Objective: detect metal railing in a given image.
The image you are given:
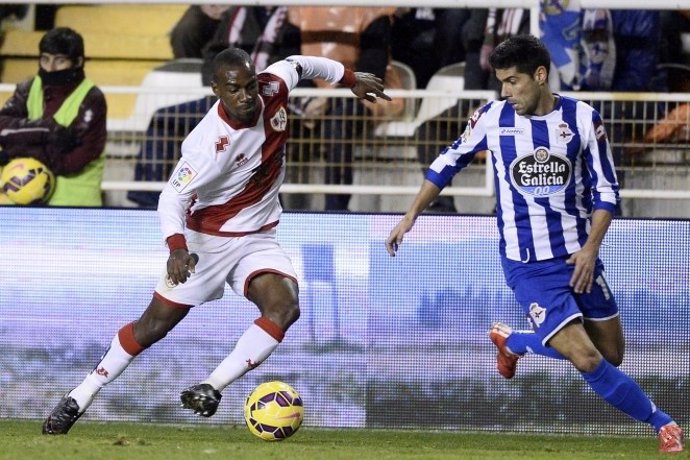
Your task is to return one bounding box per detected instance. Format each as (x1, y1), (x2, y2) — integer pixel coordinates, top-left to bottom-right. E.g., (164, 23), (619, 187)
(1, 83), (690, 214)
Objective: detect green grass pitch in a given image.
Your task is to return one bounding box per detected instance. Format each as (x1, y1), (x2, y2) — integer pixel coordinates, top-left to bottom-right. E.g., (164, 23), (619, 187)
(0, 419), (682, 459)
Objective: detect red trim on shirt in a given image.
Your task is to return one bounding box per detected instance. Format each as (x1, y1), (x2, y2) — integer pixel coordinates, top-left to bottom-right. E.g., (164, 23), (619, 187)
(189, 220), (279, 237)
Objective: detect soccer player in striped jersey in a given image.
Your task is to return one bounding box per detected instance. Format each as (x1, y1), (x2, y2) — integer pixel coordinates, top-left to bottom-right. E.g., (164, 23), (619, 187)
(386, 35), (684, 454)
(42, 48), (390, 435)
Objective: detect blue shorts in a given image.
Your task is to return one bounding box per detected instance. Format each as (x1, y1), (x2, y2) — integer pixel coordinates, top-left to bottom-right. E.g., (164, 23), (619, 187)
(501, 255), (619, 345)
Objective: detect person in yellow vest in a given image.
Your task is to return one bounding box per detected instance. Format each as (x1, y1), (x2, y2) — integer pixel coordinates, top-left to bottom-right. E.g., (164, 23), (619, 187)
(0, 27), (107, 206)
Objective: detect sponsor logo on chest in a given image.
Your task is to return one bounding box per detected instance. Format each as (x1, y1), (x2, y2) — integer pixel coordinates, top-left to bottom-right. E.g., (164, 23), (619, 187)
(509, 147), (572, 196)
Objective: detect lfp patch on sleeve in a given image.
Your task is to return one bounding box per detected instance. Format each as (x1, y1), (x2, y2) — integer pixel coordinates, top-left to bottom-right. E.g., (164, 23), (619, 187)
(170, 161), (198, 192)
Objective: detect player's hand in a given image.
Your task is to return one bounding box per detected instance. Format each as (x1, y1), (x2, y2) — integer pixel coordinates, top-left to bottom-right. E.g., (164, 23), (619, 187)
(166, 250), (199, 286)
(385, 214), (416, 257)
(351, 72), (392, 104)
(566, 246), (597, 294)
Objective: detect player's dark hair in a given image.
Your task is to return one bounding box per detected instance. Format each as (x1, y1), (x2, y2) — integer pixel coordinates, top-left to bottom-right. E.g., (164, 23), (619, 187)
(211, 48), (254, 83)
(39, 27), (84, 64)
(489, 34), (551, 77)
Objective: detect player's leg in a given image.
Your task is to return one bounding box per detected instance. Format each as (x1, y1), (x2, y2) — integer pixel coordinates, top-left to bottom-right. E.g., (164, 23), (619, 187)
(491, 322), (566, 360)
(489, 257), (620, 374)
(488, 257), (575, 378)
(584, 316), (624, 367)
(42, 296), (190, 434)
(181, 231), (300, 417)
(200, 273), (299, 392)
(182, 274), (299, 417)
(492, 318), (623, 366)
(577, 266), (625, 367)
(549, 322), (684, 453)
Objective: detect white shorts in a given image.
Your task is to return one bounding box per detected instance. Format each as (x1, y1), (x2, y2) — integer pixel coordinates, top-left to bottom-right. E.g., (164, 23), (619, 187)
(154, 228), (298, 307)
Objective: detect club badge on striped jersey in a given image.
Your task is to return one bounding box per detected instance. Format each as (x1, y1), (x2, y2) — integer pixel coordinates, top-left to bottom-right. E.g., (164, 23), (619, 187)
(554, 122), (574, 144)
(509, 147), (572, 197)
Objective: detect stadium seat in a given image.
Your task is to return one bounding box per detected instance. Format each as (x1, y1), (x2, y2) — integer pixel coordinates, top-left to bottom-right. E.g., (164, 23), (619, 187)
(108, 59), (208, 132)
(389, 60), (417, 120)
(374, 61), (465, 138)
(54, 4), (186, 37)
(413, 62), (465, 126)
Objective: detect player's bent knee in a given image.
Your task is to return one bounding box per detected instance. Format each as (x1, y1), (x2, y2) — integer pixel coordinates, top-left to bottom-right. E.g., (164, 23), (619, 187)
(286, 302), (300, 326)
(275, 301), (300, 330)
(603, 350), (624, 367)
(569, 352), (603, 373)
(134, 318), (174, 347)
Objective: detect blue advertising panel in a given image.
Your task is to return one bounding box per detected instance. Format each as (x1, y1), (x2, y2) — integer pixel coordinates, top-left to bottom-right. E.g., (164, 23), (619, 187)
(0, 208), (687, 435)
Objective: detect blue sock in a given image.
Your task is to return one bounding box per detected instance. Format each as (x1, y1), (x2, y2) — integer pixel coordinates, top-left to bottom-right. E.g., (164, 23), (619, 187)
(581, 359), (673, 432)
(506, 330), (566, 360)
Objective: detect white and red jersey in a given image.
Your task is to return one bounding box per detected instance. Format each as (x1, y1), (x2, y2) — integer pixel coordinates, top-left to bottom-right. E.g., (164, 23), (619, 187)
(158, 56), (347, 241)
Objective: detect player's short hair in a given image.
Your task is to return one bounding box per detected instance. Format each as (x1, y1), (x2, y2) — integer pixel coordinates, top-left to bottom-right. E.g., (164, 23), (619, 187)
(211, 48), (254, 82)
(489, 34), (551, 77)
(39, 27), (84, 64)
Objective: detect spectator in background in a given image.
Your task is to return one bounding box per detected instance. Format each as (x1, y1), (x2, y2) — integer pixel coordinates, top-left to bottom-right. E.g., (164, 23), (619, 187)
(540, 0), (616, 91)
(170, 5), (231, 59)
(390, 7), (469, 89)
(128, 6), (299, 208)
(288, 7), (398, 211)
(415, 8), (528, 212)
(541, 5), (664, 195)
(607, 10), (665, 176)
(609, 10), (664, 93)
(0, 4), (28, 25)
(660, 10), (690, 67)
(0, 27), (107, 206)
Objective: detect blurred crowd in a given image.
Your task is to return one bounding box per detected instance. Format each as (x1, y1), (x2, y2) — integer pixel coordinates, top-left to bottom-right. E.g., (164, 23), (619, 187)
(1, 4), (689, 211)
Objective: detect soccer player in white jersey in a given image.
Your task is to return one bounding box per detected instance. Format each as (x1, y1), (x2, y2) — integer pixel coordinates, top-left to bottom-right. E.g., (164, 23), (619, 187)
(386, 35), (684, 454)
(42, 48), (391, 435)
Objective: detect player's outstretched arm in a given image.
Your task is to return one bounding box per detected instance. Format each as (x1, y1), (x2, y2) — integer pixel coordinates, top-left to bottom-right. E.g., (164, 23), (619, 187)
(385, 180), (442, 257)
(350, 72), (392, 103)
(386, 215), (416, 257)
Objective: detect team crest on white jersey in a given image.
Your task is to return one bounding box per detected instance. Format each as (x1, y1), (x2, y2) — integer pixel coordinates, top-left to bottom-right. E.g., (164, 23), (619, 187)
(171, 161), (197, 193)
(270, 106), (288, 132)
(215, 135), (230, 154)
(554, 122), (574, 144)
(509, 147), (572, 197)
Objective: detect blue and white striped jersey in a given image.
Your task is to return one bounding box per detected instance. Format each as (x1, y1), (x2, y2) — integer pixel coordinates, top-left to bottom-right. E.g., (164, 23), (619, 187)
(426, 95), (620, 263)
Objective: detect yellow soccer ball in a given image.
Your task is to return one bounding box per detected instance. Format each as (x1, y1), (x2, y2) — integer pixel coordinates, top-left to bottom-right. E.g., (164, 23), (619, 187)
(244, 381), (304, 441)
(0, 157), (55, 205)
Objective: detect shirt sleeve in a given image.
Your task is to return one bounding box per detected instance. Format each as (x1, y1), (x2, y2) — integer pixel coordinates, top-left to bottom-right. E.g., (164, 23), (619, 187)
(425, 103), (493, 189)
(263, 55), (347, 91)
(585, 107), (620, 212)
(157, 149), (222, 240)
